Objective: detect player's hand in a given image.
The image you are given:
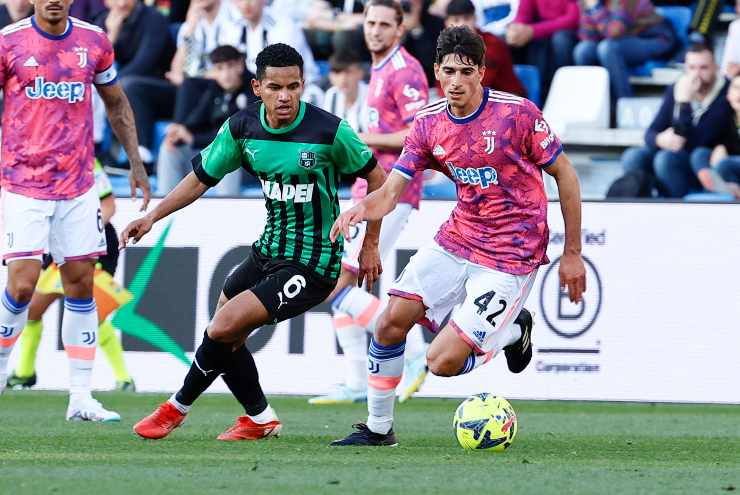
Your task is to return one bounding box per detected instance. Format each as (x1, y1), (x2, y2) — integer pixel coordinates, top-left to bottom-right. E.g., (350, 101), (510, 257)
(330, 204), (367, 242)
(559, 252), (586, 304)
(119, 214), (154, 249)
(129, 161), (151, 212)
(358, 240), (382, 291)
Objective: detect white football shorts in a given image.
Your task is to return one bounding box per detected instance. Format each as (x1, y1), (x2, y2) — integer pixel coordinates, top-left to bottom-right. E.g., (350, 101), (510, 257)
(2, 187), (107, 265)
(389, 243), (537, 355)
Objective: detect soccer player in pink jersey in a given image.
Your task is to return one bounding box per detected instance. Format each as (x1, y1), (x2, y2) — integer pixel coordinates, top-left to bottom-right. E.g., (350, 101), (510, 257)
(0, 0), (150, 421)
(309, 0), (432, 406)
(330, 26), (586, 446)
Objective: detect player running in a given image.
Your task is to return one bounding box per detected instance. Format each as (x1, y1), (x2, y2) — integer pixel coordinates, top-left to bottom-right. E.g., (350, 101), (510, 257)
(0, 0), (150, 421)
(330, 26), (586, 446)
(5, 162), (136, 392)
(309, 0), (430, 406)
(124, 43), (386, 441)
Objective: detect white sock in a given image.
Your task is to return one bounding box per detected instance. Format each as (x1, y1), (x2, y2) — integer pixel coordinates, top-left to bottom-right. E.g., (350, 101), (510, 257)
(366, 337), (404, 435)
(332, 286), (386, 334)
(0, 289), (30, 376)
(62, 297), (98, 399)
(333, 312), (367, 392)
(248, 405), (277, 424)
(168, 393), (191, 414)
(404, 325), (427, 359)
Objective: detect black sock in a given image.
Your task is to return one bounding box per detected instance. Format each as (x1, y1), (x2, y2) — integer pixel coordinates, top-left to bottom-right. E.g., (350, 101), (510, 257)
(221, 344), (268, 416)
(175, 331), (231, 406)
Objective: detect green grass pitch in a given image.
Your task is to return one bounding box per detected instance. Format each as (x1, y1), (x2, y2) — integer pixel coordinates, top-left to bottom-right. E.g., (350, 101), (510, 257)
(0, 391), (738, 494)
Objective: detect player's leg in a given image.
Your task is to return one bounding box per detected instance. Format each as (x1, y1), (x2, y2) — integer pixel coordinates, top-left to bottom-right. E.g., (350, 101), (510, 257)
(0, 191), (49, 392)
(0, 260), (42, 392)
(331, 244), (467, 446)
(309, 267), (368, 404)
(59, 259), (120, 421)
(217, 261), (335, 440)
(96, 223), (134, 391)
(426, 266), (538, 378)
(52, 186), (116, 420)
(8, 291), (58, 389)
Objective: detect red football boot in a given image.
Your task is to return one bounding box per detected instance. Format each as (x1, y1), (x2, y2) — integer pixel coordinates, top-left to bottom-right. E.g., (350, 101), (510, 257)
(133, 402), (186, 439)
(217, 415), (282, 441)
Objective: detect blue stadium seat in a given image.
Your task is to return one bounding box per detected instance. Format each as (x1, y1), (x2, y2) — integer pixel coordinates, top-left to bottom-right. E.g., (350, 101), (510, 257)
(683, 192), (736, 202)
(513, 64), (540, 107)
(109, 175), (157, 198)
(630, 6), (692, 77)
(317, 60), (330, 78)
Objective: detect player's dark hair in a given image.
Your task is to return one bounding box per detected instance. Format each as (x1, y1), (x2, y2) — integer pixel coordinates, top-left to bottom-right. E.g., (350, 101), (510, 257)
(364, 0), (404, 26)
(445, 0), (475, 18)
(255, 43), (304, 80)
(209, 45), (245, 65)
(435, 26), (485, 68)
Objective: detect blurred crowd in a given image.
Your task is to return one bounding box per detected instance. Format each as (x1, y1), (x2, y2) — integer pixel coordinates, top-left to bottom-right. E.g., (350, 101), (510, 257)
(1, 0), (739, 199)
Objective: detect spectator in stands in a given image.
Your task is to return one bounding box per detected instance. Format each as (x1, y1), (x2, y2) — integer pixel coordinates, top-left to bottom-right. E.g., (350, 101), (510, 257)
(297, 0), (366, 60)
(721, 0), (740, 78)
(402, 0), (445, 86)
(94, 0), (176, 79)
(505, 0), (579, 100)
(71, 0), (106, 23)
(322, 52), (369, 132)
(689, 73), (740, 199)
(431, 0), (519, 37)
(122, 0), (241, 170)
(0, 0), (32, 28)
(620, 42), (731, 198)
(444, 0), (525, 96)
(156, 45), (257, 195)
(228, 0), (320, 84)
(573, 0), (676, 100)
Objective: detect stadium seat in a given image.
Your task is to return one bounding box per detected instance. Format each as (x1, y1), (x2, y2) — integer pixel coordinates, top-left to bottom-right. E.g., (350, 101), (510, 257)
(616, 97), (663, 129)
(316, 60), (330, 78)
(543, 66), (610, 135)
(630, 6), (692, 77)
(109, 175), (157, 198)
(513, 64), (541, 107)
(683, 192), (736, 202)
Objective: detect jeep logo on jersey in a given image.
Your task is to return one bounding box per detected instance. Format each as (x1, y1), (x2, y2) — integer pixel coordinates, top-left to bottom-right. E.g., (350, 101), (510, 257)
(298, 151), (316, 169)
(25, 77), (85, 103)
(260, 179), (314, 203)
(446, 162), (498, 189)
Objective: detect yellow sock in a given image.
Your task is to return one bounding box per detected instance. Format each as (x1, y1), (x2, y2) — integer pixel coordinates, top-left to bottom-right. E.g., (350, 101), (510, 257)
(16, 320), (43, 378)
(98, 320), (131, 383)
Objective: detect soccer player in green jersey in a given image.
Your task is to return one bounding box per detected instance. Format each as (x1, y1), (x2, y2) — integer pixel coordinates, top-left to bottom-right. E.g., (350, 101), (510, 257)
(121, 44), (386, 441)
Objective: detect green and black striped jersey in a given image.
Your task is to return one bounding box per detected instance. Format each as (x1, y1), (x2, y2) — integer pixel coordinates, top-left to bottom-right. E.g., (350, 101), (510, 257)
(192, 101), (376, 280)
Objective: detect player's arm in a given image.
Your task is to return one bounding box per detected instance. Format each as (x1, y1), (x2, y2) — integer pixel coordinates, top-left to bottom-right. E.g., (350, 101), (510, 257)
(97, 83), (151, 211)
(359, 128), (410, 151)
(120, 119), (241, 248)
(544, 153), (586, 303)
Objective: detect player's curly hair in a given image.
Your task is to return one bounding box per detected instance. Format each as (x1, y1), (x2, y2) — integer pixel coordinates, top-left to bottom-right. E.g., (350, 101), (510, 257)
(435, 26), (485, 68)
(255, 43), (304, 80)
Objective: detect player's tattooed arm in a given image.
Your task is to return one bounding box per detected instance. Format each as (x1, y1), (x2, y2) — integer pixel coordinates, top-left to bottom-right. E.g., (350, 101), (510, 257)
(357, 165), (387, 289)
(545, 153), (586, 304)
(97, 83), (151, 211)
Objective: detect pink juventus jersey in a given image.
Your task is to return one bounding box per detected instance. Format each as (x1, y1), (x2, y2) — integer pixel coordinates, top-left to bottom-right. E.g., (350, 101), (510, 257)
(352, 45), (428, 208)
(0, 16), (117, 200)
(394, 88), (563, 275)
